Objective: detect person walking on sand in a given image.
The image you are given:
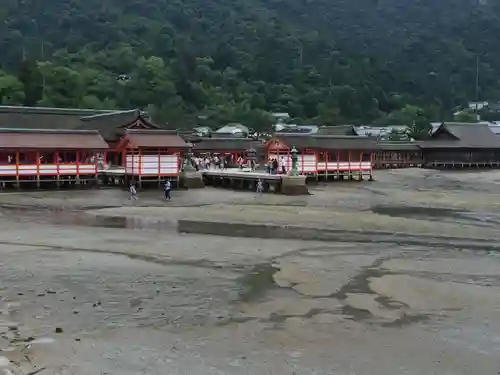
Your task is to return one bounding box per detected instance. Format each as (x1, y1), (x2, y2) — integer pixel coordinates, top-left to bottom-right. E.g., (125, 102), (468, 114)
(129, 183), (138, 200)
(164, 180), (172, 200)
(256, 178), (264, 195)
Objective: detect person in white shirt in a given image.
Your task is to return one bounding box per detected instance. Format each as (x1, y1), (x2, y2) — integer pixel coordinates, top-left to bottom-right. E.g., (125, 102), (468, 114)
(280, 156), (287, 174)
(256, 179), (263, 194)
(164, 180), (172, 200)
(129, 183), (138, 200)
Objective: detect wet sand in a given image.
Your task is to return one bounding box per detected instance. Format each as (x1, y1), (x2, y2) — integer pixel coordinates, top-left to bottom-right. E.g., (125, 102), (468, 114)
(0, 169), (500, 374)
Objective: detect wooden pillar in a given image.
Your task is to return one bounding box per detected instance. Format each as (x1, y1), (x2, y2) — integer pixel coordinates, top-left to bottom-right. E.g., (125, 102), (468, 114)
(337, 150), (340, 179)
(158, 149), (161, 186)
(35, 151), (40, 188)
(138, 149), (142, 188)
(75, 150), (80, 184)
(93, 152), (99, 185)
(348, 150), (353, 180)
(15, 151), (20, 189)
(359, 151), (363, 180)
(369, 151), (373, 180)
(130, 151), (134, 177)
(55, 151), (60, 188)
(325, 151), (329, 181)
(301, 151), (305, 175)
(314, 150), (319, 181)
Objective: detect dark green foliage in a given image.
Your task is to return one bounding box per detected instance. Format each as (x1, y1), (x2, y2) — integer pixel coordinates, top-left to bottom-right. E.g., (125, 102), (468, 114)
(0, 0), (497, 129)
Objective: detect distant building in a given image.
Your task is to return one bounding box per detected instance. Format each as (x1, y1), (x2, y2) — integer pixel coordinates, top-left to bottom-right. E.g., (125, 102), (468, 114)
(353, 125), (409, 140)
(275, 124), (319, 135)
(314, 124), (412, 140)
(192, 126), (212, 137)
(464, 101), (500, 114)
(272, 113), (291, 131)
(214, 123), (249, 138)
(419, 122), (500, 169)
(468, 101), (489, 111)
(272, 113), (290, 123)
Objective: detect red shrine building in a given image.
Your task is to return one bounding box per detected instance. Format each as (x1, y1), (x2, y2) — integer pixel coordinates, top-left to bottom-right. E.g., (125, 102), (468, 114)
(0, 106), (191, 187)
(115, 129), (188, 184)
(265, 134), (378, 179)
(0, 128), (108, 187)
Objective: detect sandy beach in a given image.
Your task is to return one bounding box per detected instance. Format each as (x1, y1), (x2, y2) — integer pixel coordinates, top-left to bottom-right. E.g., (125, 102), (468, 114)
(0, 168), (499, 374)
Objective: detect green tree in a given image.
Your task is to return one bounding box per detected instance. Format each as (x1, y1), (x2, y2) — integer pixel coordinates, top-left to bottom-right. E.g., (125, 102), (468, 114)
(454, 110), (479, 123)
(0, 70), (25, 105)
(37, 63), (84, 107)
(408, 109), (432, 140)
(238, 109), (274, 135)
(18, 59), (43, 106)
(480, 111), (500, 122)
(0, 0), (497, 124)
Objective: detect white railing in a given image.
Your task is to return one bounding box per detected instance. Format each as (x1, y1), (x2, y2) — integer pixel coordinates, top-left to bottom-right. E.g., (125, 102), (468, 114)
(0, 164), (97, 176)
(125, 154), (180, 176)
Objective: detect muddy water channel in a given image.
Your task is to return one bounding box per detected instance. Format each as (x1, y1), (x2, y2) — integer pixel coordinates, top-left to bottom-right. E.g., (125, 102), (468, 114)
(1, 169), (500, 374)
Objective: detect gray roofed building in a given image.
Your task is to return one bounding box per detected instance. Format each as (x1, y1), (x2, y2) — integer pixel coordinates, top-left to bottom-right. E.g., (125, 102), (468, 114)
(123, 129), (188, 149)
(0, 105), (113, 130)
(0, 128), (109, 150)
(316, 125), (356, 136)
(419, 122), (500, 149)
(316, 125), (410, 140)
(276, 124), (319, 135)
(353, 125), (409, 138)
(0, 106), (155, 142)
(192, 126), (212, 137)
(376, 141), (420, 151)
(78, 109), (157, 141)
(215, 123), (249, 137)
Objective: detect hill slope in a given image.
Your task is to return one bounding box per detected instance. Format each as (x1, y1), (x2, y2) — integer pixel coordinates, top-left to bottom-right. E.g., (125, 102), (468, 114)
(0, 0), (498, 126)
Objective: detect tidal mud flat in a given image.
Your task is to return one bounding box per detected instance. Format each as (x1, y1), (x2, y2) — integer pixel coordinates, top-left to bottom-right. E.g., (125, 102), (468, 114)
(0, 169), (500, 374)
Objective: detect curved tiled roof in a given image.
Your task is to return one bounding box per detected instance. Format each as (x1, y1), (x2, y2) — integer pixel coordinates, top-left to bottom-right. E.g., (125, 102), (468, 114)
(0, 128), (109, 149)
(420, 122), (500, 149)
(124, 129), (188, 149)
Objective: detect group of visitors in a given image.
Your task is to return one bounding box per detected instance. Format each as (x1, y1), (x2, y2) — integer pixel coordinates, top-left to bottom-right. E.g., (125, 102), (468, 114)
(266, 156), (287, 175)
(191, 153), (255, 170)
(191, 154), (231, 170)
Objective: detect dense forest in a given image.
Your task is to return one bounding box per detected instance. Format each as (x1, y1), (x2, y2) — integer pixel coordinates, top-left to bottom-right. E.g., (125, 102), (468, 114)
(0, 0), (498, 130)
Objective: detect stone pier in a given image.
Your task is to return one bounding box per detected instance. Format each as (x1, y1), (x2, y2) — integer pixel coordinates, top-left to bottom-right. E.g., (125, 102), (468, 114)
(180, 171), (205, 189)
(281, 175), (309, 195)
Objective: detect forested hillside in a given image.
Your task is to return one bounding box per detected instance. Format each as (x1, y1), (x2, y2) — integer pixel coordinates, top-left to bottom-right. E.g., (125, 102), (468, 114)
(0, 0), (498, 129)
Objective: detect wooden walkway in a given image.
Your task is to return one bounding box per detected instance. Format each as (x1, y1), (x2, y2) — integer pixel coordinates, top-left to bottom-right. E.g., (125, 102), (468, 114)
(202, 168), (281, 181)
(202, 168), (282, 193)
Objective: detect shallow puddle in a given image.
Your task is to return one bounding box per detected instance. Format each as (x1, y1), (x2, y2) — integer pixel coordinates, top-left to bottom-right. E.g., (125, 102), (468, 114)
(372, 205), (500, 228)
(1, 207), (174, 230)
(237, 264), (278, 302)
(371, 205), (463, 219)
